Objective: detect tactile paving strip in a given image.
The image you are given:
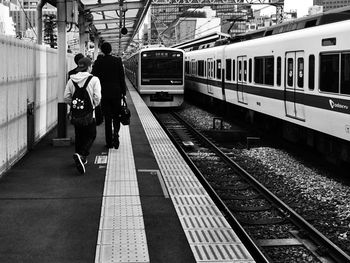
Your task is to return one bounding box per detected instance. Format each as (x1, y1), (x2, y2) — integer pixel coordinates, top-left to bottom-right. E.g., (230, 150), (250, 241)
(95, 126), (149, 263)
(129, 84), (255, 263)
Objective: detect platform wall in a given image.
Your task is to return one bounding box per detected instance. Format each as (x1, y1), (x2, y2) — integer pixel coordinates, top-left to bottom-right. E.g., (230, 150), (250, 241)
(0, 35), (74, 176)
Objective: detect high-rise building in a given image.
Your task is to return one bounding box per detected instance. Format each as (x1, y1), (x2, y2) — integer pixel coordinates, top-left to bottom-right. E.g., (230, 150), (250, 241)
(0, 3), (16, 36)
(9, 0), (55, 39)
(160, 7), (222, 47)
(150, 3), (252, 45)
(313, 0), (350, 11)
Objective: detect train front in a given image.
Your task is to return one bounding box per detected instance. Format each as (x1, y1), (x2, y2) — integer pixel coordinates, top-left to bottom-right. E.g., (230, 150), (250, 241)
(139, 48), (184, 107)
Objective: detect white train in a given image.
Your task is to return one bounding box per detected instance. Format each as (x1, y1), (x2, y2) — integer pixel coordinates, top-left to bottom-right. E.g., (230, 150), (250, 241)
(124, 46), (185, 107)
(185, 17), (350, 162)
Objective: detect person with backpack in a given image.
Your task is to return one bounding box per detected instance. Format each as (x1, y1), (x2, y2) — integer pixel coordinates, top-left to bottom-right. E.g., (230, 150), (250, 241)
(91, 42), (126, 149)
(64, 57), (101, 174)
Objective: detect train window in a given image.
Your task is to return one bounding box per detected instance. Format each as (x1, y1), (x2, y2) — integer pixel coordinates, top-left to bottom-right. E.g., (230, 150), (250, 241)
(309, 55), (315, 90)
(254, 57), (264, 84)
(265, 57), (274, 85)
(238, 60), (242, 81)
(297, 58), (304, 88)
(226, 59), (232, 81)
(249, 59), (252, 83)
(217, 59), (221, 79)
(198, 60), (204, 77)
(212, 61), (215, 78)
(254, 56), (274, 85)
(287, 58), (293, 86)
(320, 54), (339, 93)
(277, 57), (281, 86)
(341, 53), (350, 95)
(232, 59), (236, 81)
(244, 60), (247, 81)
(191, 60), (196, 75)
(207, 61), (210, 77)
(185, 61), (189, 74)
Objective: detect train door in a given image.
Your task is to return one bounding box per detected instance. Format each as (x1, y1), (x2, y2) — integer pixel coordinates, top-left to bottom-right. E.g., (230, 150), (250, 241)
(285, 51), (305, 120)
(207, 58), (214, 94)
(237, 56), (247, 104)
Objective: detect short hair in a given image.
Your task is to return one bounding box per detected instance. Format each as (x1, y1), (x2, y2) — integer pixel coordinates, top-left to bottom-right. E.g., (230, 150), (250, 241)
(74, 53), (84, 65)
(100, 42), (112, 55)
(77, 57), (92, 72)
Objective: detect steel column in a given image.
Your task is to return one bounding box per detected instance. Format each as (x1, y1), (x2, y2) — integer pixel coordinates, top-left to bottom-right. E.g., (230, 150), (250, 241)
(57, 0), (67, 138)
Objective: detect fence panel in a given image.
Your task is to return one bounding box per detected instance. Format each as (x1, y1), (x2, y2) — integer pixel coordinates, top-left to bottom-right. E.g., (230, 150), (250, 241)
(0, 37), (8, 174)
(0, 35), (74, 177)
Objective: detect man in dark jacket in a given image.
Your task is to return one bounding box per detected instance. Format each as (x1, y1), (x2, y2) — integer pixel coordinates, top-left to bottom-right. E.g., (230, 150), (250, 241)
(92, 42), (126, 149)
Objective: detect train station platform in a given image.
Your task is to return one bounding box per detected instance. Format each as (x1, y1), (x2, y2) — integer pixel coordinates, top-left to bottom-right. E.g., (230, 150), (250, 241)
(0, 80), (255, 263)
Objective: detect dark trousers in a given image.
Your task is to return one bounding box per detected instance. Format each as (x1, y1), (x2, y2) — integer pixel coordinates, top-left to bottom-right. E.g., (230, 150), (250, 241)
(102, 98), (121, 146)
(74, 121), (96, 157)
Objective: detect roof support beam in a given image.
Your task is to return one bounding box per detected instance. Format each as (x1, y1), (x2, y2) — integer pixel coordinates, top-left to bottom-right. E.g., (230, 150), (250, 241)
(98, 27), (133, 33)
(101, 33), (133, 38)
(84, 1), (144, 12)
(93, 17), (137, 24)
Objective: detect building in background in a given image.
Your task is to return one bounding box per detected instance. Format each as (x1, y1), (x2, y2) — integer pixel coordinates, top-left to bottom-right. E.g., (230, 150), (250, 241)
(150, 3), (252, 45)
(0, 2), (16, 36)
(9, 0), (56, 39)
(4, 0), (79, 51)
(313, 0), (350, 11)
(160, 7), (221, 46)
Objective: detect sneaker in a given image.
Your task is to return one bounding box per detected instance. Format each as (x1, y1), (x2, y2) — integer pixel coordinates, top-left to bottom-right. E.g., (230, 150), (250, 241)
(81, 156), (88, 165)
(73, 153), (85, 174)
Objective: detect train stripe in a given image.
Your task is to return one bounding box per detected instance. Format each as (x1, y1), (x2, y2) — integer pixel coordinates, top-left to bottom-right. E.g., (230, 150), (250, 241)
(186, 76), (350, 115)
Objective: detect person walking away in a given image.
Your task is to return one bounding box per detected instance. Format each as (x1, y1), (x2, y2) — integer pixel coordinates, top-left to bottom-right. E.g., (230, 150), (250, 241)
(92, 42), (126, 149)
(64, 57), (101, 174)
(68, 53), (84, 79)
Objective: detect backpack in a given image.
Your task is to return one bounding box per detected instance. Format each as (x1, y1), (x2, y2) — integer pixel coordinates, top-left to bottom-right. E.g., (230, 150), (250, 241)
(70, 76), (94, 126)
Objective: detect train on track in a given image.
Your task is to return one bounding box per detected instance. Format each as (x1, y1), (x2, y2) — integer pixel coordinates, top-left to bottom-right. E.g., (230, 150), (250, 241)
(184, 11), (350, 163)
(124, 46), (185, 107)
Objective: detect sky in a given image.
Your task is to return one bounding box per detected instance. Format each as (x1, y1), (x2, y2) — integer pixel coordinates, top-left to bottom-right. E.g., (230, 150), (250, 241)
(255, 0), (314, 18)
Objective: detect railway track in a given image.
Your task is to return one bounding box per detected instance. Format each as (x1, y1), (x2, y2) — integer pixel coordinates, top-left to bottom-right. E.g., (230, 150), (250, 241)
(153, 109), (350, 263)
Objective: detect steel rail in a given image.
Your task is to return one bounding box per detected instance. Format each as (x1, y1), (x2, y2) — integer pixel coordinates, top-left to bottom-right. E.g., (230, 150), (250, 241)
(153, 110), (270, 263)
(170, 111), (350, 263)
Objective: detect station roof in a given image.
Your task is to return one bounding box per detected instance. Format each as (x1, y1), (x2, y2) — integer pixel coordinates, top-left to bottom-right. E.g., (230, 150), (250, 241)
(48, 0), (151, 54)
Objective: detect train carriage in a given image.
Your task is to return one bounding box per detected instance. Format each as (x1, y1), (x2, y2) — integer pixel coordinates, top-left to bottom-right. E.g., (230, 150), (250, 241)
(185, 18), (350, 162)
(125, 46), (185, 107)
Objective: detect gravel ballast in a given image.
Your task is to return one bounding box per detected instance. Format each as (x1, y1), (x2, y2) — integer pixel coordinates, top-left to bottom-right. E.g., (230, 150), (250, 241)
(177, 102), (350, 256)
